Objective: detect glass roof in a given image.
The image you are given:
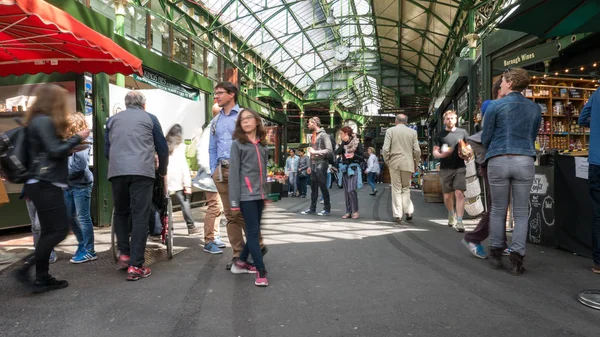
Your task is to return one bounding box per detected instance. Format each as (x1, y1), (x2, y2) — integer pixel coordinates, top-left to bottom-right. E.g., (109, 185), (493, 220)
(200, 0), (380, 91)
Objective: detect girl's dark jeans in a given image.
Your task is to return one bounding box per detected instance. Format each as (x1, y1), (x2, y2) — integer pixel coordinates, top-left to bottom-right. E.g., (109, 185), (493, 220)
(239, 199), (266, 271)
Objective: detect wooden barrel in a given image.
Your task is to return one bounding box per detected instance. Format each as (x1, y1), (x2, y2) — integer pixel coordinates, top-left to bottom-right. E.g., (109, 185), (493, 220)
(422, 171), (443, 203)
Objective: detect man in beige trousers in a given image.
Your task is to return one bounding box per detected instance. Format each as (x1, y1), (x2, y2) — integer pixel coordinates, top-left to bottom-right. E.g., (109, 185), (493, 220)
(382, 114), (421, 224)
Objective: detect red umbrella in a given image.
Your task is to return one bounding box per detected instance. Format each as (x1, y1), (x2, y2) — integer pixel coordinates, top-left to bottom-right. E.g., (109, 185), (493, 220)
(0, 0), (143, 76)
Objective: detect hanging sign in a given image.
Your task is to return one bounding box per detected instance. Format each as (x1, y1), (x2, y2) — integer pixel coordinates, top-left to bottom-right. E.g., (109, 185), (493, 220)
(492, 42), (559, 69)
(133, 67), (199, 101)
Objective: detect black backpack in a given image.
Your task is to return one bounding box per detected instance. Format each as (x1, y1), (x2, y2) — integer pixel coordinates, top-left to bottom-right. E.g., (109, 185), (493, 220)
(0, 125), (31, 183)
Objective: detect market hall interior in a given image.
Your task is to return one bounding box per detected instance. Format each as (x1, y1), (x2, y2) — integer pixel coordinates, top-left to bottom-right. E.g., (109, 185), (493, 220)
(1, 187), (600, 337)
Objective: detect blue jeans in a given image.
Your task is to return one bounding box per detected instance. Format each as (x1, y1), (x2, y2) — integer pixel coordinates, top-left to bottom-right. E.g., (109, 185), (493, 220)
(239, 200), (265, 271)
(64, 185), (95, 253)
(367, 172), (377, 192)
(488, 156), (535, 256)
(589, 164), (600, 266)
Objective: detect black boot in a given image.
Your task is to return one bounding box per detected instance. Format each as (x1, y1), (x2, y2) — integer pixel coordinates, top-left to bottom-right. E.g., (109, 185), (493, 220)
(489, 247), (504, 269)
(508, 251), (526, 275)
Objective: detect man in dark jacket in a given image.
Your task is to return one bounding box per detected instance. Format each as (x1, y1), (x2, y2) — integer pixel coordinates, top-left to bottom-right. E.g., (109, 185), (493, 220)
(105, 91), (169, 281)
(301, 117), (333, 216)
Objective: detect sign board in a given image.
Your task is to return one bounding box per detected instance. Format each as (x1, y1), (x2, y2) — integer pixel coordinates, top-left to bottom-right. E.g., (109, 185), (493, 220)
(493, 42), (559, 70)
(575, 157), (589, 180)
(378, 108), (405, 115)
(528, 167), (555, 246)
(133, 67), (200, 101)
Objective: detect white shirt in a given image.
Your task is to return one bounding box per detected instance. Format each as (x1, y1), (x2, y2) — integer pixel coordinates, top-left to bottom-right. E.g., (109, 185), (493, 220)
(167, 143), (191, 193)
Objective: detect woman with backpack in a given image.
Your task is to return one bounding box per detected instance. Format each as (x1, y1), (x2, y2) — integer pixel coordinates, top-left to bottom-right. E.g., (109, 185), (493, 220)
(14, 84), (89, 294)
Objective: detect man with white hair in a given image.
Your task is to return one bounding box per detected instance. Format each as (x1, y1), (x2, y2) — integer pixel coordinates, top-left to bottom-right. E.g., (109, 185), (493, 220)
(105, 90), (169, 281)
(382, 114), (421, 224)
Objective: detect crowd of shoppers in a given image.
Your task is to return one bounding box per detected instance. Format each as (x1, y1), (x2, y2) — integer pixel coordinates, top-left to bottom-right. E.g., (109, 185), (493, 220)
(7, 68), (599, 296)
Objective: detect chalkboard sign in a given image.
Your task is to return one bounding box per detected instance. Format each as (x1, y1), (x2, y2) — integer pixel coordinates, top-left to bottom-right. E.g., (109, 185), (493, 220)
(527, 165), (555, 246)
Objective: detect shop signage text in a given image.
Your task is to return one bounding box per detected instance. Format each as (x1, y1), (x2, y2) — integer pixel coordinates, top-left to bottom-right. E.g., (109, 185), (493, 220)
(493, 42), (559, 70)
(133, 67), (199, 101)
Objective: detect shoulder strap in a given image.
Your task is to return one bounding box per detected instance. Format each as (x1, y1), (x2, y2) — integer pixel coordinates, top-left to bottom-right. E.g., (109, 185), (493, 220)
(211, 113), (221, 135)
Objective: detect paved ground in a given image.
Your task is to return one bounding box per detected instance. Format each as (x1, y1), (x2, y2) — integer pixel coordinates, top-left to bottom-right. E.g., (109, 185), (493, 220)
(1, 184), (600, 337)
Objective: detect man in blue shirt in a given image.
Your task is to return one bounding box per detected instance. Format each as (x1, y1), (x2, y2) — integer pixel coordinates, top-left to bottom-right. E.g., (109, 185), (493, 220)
(209, 82), (266, 270)
(579, 88), (600, 274)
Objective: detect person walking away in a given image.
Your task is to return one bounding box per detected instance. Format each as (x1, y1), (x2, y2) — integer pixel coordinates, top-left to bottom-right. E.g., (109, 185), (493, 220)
(382, 114), (421, 223)
(192, 123), (227, 254)
(336, 126), (365, 219)
(105, 91), (169, 281)
(365, 147), (380, 196)
(433, 110), (470, 232)
(209, 81), (267, 270)
(14, 84), (89, 293)
(285, 149), (299, 197)
(461, 77), (505, 259)
(301, 117), (333, 216)
(228, 108), (269, 286)
(297, 149), (309, 198)
(482, 67), (541, 275)
(166, 124), (198, 235)
(22, 197), (57, 265)
(64, 112), (96, 264)
(579, 84), (600, 274)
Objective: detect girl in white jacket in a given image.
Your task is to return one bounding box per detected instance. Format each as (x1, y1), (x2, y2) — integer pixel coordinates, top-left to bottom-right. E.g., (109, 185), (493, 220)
(166, 124), (196, 233)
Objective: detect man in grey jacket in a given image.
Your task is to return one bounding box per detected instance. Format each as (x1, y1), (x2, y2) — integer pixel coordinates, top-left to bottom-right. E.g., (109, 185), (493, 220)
(301, 117), (333, 216)
(105, 91), (169, 281)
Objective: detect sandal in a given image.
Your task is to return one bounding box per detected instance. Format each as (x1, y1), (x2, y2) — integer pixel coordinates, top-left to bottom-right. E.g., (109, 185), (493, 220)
(351, 212), (359, 219)
(341, 214), (351, 219)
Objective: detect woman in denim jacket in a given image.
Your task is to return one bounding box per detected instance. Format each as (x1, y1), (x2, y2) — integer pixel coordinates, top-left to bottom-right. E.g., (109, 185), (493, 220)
(335, 126), (365, 219)
(482, 68), (542, 275)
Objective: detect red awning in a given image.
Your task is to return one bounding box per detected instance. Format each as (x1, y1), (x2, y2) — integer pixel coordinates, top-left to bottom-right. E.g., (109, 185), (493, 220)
(0, 0), (143, 77)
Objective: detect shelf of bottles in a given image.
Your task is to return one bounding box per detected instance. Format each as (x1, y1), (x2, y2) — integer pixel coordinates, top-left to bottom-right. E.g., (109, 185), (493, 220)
(524, 77), (596, 151)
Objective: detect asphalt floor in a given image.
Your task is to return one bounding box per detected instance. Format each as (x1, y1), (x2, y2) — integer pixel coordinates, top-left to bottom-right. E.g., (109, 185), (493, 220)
(1, 183), (599, 337)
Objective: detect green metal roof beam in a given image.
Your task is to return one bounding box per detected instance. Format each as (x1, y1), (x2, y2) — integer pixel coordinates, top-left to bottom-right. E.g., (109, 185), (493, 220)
(406, 0), (452, 31)
(207, 0), (236, 31)
(415, 0), (435, 81)
(236, 0), (316, 85)
(310, 35), (437, 68)
(281, 0), (331, 72)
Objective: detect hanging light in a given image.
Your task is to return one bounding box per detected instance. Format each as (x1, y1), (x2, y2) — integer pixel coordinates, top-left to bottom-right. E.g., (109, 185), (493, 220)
(594, 63), (598, 67)
(555, 72), (559, 76)
(565, 69), (570, 73)
(581, 67), (585, 71)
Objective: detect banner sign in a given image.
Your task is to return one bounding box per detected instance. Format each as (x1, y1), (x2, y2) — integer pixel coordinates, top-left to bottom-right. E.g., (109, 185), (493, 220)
(133, 67), (199, 101)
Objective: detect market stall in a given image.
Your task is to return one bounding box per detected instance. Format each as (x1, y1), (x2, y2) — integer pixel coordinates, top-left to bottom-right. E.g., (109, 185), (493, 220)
(0, 0), (142, 229)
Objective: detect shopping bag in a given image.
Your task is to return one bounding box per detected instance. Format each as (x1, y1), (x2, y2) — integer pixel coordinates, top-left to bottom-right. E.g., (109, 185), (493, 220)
(0, 180), (9, 205)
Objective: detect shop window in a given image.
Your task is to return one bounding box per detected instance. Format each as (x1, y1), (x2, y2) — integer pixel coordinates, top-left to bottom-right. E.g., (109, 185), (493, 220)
(150, 15), (170, 58)
(172, 29), (189, 66)
(223, 60), (238, 86)
(191, 42), (205, 74)
(206, 50), (219, 81)
(124, 5), (148, 46)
